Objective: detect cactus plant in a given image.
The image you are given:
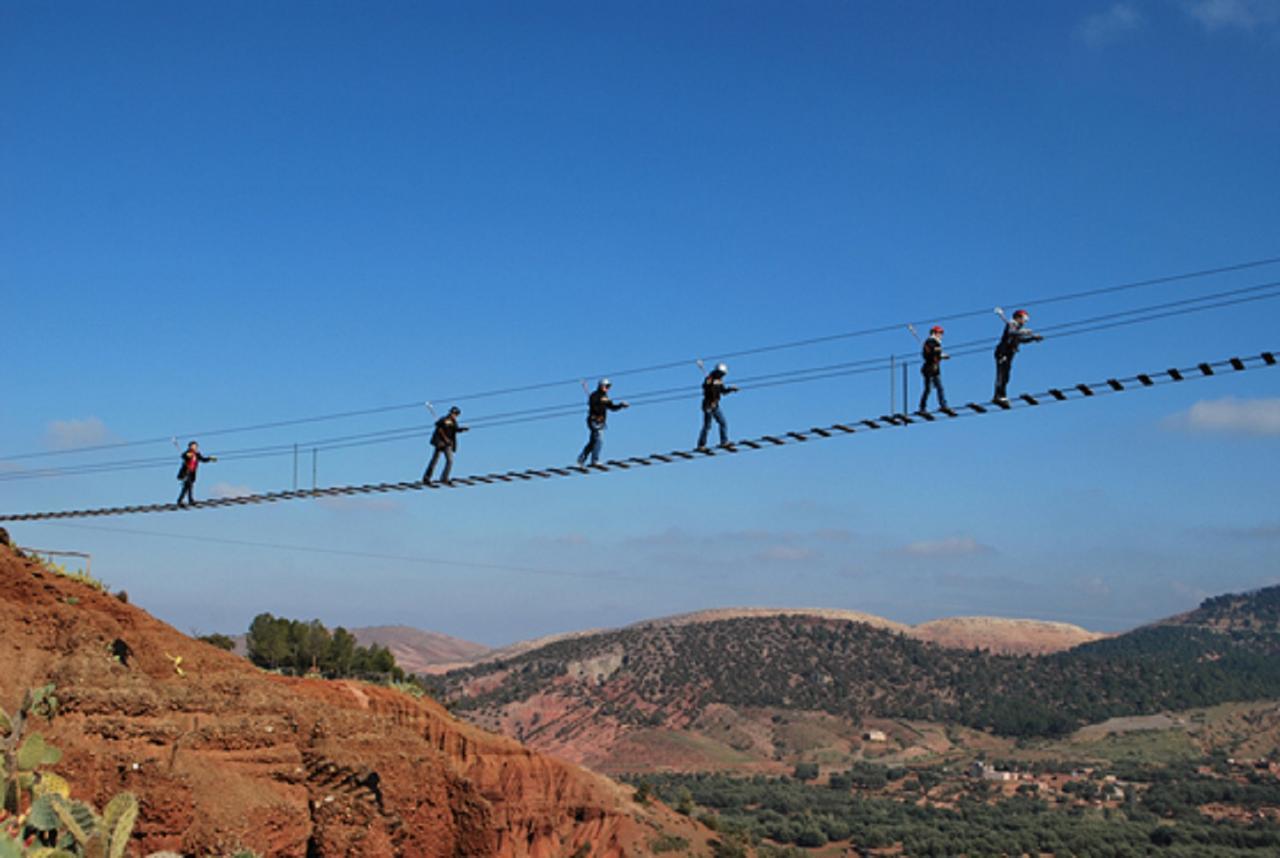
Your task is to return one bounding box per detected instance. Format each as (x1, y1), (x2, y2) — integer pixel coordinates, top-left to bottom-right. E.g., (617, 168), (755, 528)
(0, 688), (137, 858)
(100, 794), (137, 858)
(48, 796), (97, 849)
(24, 796), (59, 833)
(2, 687), (61, 815)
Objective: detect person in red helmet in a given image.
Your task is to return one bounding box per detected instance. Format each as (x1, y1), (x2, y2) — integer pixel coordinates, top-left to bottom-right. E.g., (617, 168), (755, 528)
(993, 309), (1043, 401)
(919, 325), (949, 412)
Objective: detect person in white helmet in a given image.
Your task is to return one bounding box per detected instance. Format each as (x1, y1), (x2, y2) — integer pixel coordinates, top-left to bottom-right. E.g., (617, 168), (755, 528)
(994, 309), (1043, 401)
(423, 406), (468, 486)
(697, 363), (739, 449)
(577, 379), (629, 466)
(919, 326), (949, 412)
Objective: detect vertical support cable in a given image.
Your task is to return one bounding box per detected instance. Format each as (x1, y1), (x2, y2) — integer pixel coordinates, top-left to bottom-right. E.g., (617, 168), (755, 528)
(902, 361), (909, 413)
(889, 355), (896, 414)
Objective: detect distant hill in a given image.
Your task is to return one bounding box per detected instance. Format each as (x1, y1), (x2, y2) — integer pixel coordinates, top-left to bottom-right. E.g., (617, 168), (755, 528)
(424, 586), (1280, 772)
(912, 616), (1105, 654)
(434, 606), (1100, 675)
(349, 625), (489, 675)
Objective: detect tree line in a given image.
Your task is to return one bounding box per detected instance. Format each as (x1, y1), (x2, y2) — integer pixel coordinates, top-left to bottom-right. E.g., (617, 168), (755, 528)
(243, 612), (405, 680)
(630, 770), (1280, 857)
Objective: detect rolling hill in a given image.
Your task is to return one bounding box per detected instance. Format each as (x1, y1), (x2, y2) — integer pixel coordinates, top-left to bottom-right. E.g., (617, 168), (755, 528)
(428, 606), (1102, 675)
(424, 587), (1280, 773)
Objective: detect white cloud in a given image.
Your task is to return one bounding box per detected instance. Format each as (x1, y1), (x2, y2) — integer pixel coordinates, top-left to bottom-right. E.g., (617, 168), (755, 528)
(1166, 397), (1280, 436)
(1077, 3), (1145, 47)
(1186, 0), (1280, 31)
(902, 536), (994, 558)
(209, 482), (256, 499)
(44, 417), (112, 450)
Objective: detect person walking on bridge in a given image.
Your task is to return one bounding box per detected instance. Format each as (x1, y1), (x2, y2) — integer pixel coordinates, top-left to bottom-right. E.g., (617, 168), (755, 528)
(577, 379), (628, 467)
(423, 406), (468, 486)
(918, 326), (949, 412)
(176, 441), (217, 507)
(697, 363), (738, 449)
(993, 309), (1043, 402)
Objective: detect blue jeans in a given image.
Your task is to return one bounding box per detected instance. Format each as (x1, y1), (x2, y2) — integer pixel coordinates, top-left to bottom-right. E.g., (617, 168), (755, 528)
(423, 446), (454, 482)
(578, 419), (605, 465)
(920, 374), (947, 410)
(698, 406), (728, 447)
(994, 354), (1013, 400)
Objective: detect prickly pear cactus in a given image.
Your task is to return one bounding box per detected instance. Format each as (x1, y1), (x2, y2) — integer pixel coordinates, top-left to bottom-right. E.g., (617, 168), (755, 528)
(101, 794), (137, 858)
(48, 795), (99, 848)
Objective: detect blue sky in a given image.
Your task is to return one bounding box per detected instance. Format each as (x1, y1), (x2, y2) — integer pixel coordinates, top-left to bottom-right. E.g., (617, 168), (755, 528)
(2, 1), (1278, 645)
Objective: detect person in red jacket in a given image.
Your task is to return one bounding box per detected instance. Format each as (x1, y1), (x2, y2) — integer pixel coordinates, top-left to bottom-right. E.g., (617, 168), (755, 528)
(176, 441), (217, 507)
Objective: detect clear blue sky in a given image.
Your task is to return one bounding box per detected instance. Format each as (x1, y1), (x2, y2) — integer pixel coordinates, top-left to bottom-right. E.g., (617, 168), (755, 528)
(3, 1), (1278, 645)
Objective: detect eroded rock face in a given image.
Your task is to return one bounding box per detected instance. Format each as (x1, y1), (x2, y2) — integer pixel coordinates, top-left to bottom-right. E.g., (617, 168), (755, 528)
(0, 544), (704, 857)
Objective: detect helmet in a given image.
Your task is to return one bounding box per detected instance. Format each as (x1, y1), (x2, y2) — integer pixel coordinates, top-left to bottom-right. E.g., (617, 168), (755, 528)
(598, 378), (611, 389)
(715, 362), (728, 374)
(1013, 309), (1029, 320)
(930, 325), (944, 334)
(449, 406), (461, 415)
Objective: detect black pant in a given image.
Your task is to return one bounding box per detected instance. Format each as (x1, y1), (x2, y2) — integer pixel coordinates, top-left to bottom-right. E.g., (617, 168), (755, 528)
(177, 477), (197, 506)
(423, 446), (454, 483)
(920, 373), (946, 410)
(994, 353), (1014, 400)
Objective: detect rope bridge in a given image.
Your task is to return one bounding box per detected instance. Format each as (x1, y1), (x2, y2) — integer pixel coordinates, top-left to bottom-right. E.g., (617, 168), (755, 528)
(2, 350), (1274, 523)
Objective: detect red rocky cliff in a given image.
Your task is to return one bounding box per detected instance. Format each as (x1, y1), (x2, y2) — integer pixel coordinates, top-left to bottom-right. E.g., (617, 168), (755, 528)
(0, 542), (705, 857)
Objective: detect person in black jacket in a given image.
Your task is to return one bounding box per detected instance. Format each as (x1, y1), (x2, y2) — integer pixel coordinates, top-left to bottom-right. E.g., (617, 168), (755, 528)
(423, 406), (468, 485)
(176, 441), (216, 506)
(919, 326), (949, 412)
(993, 309), (1044, 401)
(576, 379), (628, 466)
(697, 363), (738, 449)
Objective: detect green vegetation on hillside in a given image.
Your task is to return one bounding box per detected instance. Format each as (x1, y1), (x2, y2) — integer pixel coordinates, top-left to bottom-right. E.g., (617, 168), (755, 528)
(245, 613), (405, 680)
(430, 585), (1280, 738)
(1188, 588), (1280, 633)
(630, 769), (1280, 857)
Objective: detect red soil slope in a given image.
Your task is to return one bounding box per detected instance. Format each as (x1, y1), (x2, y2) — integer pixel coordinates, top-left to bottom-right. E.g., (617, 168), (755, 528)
(0, 542), (704, 857)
